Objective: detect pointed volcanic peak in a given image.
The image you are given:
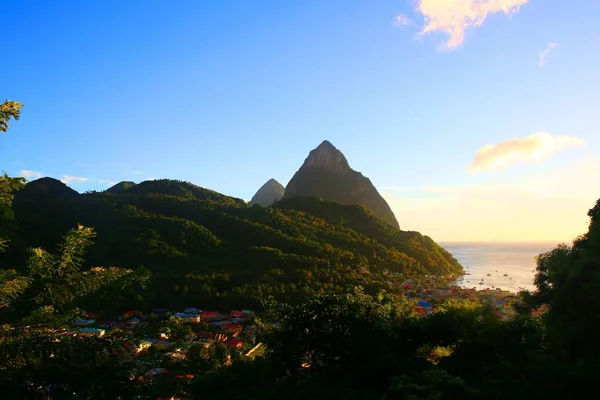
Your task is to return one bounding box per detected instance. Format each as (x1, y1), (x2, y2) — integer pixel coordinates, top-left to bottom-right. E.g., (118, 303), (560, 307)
(105, 181), (137, 194)
(16, 177), (79, 200)
(284, 140), (400, 229)
(248, 179), (285, 206)
(300, 140), (351, 173)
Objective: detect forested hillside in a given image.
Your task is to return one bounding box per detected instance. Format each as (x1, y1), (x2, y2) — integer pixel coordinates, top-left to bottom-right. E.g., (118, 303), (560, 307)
(7, 178), (462, 311)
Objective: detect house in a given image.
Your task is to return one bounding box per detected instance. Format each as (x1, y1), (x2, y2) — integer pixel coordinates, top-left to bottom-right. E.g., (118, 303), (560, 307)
(80, 328), (105, 337)
(123, 310), (142, 319)
(85, 312), (99, 319)
(184, 308), (202, 314)
(414, 306), (428, 316)
(127, 317), (140, 327)
(220, 323), (243, 333)
(135, 340), (153, 353)
(417, 300), (432, 309)
(230, 310), (245, 318)
(73, 319), (95, 326)
(201, 311), (220, 319)
(172, 313), (200, 323)
(242, 310), (255, 318)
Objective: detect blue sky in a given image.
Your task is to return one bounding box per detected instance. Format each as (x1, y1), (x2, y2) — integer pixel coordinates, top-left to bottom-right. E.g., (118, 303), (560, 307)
(2, 0), (600, 241)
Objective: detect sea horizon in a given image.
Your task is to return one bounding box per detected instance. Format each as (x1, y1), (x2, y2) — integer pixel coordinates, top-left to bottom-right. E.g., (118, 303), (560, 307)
(441, 241), (560, 293)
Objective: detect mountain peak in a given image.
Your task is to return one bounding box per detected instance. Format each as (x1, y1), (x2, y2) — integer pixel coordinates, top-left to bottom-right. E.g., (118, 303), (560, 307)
(249, 178), (285, 206)
(284, 141), (400, 229)
(301, 140), (350, 173)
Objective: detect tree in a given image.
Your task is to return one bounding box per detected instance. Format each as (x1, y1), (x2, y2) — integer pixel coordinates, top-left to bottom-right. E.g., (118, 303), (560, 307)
(9, 224), (150, 327)
(0, 174), (28, 307)
(0, 100), (22, 133)
(521, 197), (600, 396)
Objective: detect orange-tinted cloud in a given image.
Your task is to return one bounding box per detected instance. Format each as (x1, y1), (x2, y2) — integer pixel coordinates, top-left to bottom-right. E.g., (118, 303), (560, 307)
(468, 132), (586, 173)
(414, 0), (530, 48)
(380, 155), (600, 242)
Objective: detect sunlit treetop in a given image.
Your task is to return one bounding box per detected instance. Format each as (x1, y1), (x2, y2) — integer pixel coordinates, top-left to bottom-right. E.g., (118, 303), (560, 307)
(0, 100), (23, 133)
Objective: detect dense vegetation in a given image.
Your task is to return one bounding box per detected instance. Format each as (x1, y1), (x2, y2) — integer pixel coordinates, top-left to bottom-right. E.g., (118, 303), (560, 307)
(3, 191), (598, 399)
(5, 177), (461, 312)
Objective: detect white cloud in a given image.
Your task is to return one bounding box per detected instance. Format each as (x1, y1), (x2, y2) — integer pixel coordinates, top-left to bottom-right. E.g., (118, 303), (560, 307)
(538, 42), (558, 66)
(394, 14), (413, 26)
(61, 175), (88, 184)
(380, 154), (600, 242)
(19, 170), (43, 180)
(409, 0), (529, 49)
(468, 132), (587, 173)
(61, 175), (115, 186)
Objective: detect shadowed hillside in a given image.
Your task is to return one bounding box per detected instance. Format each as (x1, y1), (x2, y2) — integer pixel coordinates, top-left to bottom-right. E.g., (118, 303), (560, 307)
(9, 178), (462, 311)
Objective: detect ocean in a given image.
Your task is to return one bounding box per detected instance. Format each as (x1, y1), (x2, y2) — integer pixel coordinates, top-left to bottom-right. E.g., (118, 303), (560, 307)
(441, 242), (562, 293)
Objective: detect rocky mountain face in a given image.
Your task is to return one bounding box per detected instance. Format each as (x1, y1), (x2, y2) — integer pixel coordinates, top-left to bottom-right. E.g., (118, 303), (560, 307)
(283, 140), (400, 229)
(248, 179), (285, 206)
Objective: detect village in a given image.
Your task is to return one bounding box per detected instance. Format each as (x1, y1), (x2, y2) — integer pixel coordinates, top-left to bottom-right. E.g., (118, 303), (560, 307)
(63, 307), (263, 381)
(64, 283), (521, 360)
(402, 280), (521, 320)
(20, 282), (536, 400)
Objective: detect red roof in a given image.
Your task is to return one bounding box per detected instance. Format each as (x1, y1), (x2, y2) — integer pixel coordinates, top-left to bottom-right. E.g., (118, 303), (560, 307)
(221, 323), (243, 332)
(201, 311), (219, 317)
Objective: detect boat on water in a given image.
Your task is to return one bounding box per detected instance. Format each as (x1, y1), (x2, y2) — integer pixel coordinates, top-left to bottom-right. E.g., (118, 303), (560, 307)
(486, 273), (491, 277)
(479, 281), (484, 285)
(503, 273), (509, 277)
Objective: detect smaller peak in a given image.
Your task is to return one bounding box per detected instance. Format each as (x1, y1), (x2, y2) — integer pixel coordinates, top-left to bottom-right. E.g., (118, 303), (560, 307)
(249, 178), (285, 206)
(316, 140), (336, 150)
(265, 178), (282, 185)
